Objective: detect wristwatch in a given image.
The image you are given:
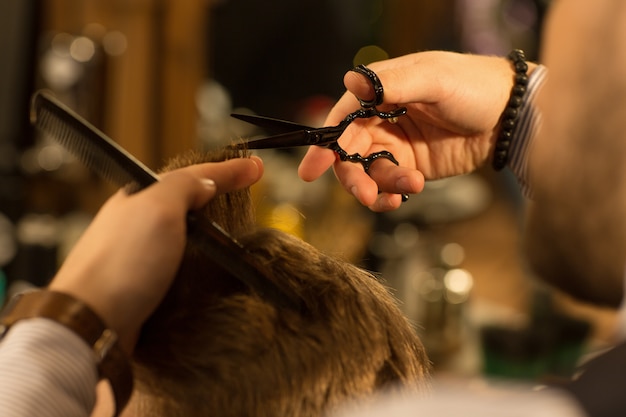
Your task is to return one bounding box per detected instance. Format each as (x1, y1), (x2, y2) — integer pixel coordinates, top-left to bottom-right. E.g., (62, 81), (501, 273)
(0, 289), (133, 416)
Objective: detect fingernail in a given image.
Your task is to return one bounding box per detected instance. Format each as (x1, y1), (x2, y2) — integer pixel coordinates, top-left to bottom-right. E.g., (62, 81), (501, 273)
(201, 178), (216, 190)
(350, 186), (359, 199)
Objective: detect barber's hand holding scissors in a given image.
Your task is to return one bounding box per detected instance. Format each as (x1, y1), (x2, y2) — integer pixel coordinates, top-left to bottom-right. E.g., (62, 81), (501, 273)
(299, 51), (538, 212)
(49, 158), (264, 353)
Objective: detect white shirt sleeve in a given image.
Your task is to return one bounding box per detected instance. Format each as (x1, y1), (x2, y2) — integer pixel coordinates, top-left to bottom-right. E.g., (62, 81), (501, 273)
(0, 318), (98, 417)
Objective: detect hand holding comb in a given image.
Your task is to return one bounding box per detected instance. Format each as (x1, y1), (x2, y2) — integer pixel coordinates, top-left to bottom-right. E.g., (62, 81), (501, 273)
(29, 90), (299, 310)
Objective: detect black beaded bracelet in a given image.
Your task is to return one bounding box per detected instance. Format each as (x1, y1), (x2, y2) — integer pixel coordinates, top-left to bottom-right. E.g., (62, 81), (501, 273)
(492, 49), (529, 171)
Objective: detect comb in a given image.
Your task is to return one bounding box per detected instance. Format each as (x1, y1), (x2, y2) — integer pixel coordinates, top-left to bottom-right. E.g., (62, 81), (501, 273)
(31, 91), (158, 193)
(30, 90), (300, 310)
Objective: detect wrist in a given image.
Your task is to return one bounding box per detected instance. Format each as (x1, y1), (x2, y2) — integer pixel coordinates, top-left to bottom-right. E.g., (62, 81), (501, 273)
(492, 49), (529, 170)
(48, 275), (136, 352)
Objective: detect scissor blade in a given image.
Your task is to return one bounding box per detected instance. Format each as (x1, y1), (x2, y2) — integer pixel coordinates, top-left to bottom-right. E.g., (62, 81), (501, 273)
(231, 113), (311, 135)
(232, 130), (313, 150)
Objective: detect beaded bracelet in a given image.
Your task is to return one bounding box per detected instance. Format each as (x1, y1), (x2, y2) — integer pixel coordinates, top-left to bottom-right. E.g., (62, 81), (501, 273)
(492, 49), (529, 171)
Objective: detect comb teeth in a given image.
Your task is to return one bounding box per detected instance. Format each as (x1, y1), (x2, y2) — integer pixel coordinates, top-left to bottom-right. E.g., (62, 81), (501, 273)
(31, 91), (159, 193)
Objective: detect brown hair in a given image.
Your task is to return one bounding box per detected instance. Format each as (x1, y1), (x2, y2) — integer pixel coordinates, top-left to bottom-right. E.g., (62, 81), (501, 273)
(128, 149), (430, 417)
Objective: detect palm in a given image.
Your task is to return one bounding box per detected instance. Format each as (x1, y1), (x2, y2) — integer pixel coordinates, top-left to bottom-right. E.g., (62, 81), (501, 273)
(337, 103), (495, 180)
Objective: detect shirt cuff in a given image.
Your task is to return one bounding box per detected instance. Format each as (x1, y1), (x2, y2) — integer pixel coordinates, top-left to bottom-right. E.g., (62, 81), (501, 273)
(0, 318), (98, 417)
(507, 64), (548, 198)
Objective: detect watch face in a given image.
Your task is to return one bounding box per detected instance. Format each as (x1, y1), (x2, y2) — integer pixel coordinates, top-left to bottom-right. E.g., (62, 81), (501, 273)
(0, 212), (16, 267)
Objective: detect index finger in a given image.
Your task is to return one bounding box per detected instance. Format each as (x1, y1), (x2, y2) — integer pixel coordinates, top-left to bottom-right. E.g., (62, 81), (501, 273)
(323, 90), (363, 126)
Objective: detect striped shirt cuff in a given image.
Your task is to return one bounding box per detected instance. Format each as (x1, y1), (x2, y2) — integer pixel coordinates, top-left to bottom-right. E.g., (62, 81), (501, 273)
(507, 64), (548, 198)
(0, 318), (98, 417)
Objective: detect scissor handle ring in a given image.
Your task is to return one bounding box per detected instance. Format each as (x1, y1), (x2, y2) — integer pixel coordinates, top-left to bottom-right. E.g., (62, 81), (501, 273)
(351, 65), (408, 124)
(352, 64), (385, 107)
(328, 142), (409, 202)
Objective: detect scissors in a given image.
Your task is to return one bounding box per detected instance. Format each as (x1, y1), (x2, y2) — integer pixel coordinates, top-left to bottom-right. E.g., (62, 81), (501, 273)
(229, 65), (409, 202)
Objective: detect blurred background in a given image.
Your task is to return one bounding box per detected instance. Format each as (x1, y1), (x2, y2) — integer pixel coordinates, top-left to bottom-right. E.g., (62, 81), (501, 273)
(0, 0), (618, 385)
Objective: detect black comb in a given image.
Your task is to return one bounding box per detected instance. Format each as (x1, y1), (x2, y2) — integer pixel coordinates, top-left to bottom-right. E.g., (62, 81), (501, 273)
(31, 91), (158, 193)
(30, 90), (300, 310)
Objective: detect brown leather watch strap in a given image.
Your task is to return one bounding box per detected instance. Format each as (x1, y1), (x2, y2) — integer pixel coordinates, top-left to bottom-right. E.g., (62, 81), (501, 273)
(0, 290), (133, 416)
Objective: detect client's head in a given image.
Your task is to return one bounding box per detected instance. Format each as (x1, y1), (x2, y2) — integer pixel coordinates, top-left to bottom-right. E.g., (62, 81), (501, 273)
(126, 149), (431, 417)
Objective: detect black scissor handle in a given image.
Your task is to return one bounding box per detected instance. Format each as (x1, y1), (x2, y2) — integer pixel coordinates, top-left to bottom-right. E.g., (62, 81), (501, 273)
(328, 142), (409, 202)
(352, 64), (385, 107)
(350, 65), (407, 122)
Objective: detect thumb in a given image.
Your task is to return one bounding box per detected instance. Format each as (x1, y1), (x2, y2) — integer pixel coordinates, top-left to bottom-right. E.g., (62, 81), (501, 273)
(155, 157), (265, 210)
(152, 170), (218, 212)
